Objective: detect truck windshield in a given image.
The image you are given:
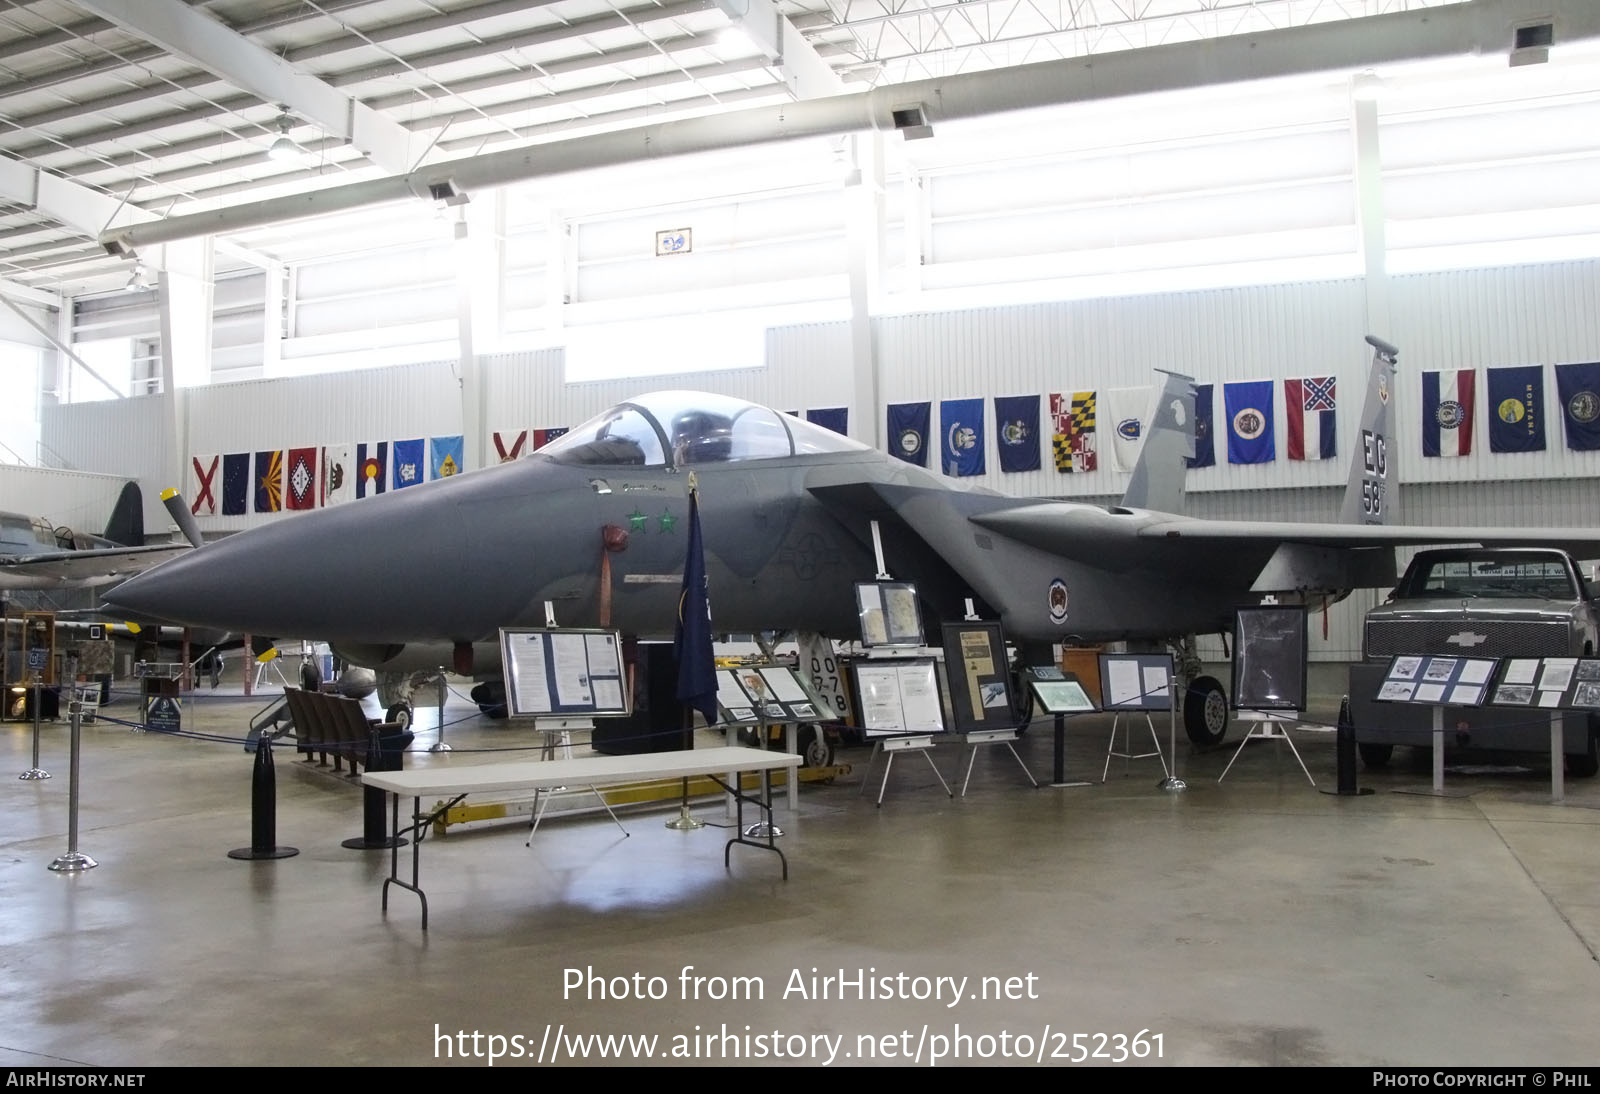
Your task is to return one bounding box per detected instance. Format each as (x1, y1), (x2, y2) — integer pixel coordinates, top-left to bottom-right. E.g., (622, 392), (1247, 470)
(1410, 558), (1577, 600)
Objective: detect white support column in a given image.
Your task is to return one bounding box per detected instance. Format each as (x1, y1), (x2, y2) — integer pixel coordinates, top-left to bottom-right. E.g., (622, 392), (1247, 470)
(1351, 81), (1391, 340)
(845, 133), (885, 449)
(545, 209), (573, 334)
(454, 196), (502, 472)
(261, 263), (284, 376)
(902, 171), (925, 297)
(157, 239), (214, 391)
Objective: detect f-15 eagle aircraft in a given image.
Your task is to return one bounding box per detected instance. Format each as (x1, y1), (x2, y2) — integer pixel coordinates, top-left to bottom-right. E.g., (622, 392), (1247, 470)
(101, 337), (1600, 745)
(0, 483), (194, 591)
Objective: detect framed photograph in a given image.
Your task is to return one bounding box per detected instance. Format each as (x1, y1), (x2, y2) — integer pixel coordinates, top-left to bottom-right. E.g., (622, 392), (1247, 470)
(855, 581), (924, 647)
(940, 621), (1016, 733)
(1032, 678), (1096, 714)
(850, 658), (944, 738)
(1098, 653), (1174, 712)
(1231, 606), (1307, 712)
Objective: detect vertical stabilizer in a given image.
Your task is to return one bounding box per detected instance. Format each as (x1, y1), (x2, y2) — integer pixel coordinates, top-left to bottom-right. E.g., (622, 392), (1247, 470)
(1120, 370), (1195, 514)
(1338, 335), (1399, 526)
(103, 481), (145, 546)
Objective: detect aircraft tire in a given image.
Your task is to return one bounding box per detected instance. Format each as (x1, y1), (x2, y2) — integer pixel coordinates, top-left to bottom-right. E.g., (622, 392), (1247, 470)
(1183, 676), (1229, 747)
(1359, 743), (1394, 769)
(385, 702), (413, 730)
(798, 725), (833, 769)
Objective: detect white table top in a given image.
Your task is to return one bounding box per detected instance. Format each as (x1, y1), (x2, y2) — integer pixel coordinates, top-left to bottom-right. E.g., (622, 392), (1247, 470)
(362, 745), (801, 797)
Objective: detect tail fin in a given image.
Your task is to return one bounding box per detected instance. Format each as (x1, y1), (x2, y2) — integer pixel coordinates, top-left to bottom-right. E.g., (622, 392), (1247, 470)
(1338, 335), (1399, 526)
(1119, 369), (1195, 514)
(102, 481), (145, 546)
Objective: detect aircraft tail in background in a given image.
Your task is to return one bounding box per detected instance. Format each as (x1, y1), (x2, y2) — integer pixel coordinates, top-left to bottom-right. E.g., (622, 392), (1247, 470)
(103, 482), (144, 546)
(1119, 369), (1196, 515)
(1338, 335), (1399, 527)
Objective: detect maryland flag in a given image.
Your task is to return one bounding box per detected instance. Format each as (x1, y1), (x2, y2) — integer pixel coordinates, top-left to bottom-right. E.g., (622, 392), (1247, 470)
(254, 450), (283, 513)
(1049, 391), (1098, 473)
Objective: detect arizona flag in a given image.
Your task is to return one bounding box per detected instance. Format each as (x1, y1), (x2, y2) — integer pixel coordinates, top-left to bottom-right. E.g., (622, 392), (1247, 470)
(1422, 370), (1475, 458)
(254, 450), (283, 513)
(284, 447), (318, 510)
(1285, 376), (1337, 461)
(356, 442), (388, 498)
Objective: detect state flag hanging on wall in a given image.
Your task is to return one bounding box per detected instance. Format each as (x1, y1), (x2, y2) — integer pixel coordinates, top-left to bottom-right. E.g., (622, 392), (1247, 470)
(1224, 380), (1275, 464)
(1106, 386), (1152, 473)
(285, 447), (317, 510)
(1049, 391), (1097, 473)
(886, 402), (930, 466)
(321, 443), (352, 506)
(1285, 376), (1337, 461)
(940, 398), (985, 477)
(356, 442), (387, 498)
(1554, 362), (1600, 451)
(190, 454), (218, 516)
(993, 395), (1040, 473)
(493, 430), (527, 463)
(430, 435), (464, 479)
(532, 427), (568, 450)
(1421, 370), (1475, 458)
(1187, 384), (1215, 469)
(392, 439), (425, 489)
(254, 450), (283, 513)
(221, 453), (250, 515)
(1487, 365), (1546, 453)
(806, 407), (849, 435)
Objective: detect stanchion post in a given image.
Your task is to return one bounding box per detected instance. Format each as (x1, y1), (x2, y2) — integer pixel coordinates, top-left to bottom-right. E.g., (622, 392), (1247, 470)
(19, 670), (50, 780)
(227, 730), (299, 861)
(50, 654), (96, 873)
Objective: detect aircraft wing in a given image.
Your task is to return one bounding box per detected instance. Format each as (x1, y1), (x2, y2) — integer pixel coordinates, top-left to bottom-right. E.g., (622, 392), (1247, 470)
(0, 544), (193, 589)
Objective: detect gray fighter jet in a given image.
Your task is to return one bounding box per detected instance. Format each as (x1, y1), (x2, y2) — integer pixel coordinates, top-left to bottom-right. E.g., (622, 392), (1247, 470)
(101, 337), (1600, 743)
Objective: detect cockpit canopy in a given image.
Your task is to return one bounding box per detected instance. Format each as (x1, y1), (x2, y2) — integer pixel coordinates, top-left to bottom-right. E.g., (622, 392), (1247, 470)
(542, 391), (870, 468)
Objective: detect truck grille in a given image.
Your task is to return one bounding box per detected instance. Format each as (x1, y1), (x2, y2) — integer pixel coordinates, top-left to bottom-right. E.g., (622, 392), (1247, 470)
(1365, 619), (1572, 659)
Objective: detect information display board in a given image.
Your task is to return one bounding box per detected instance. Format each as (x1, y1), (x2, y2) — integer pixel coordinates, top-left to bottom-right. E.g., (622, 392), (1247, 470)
(1097, 653), (1173, 712)
(940, 621), (1016, 733)
(498, 628), (629, 718)
(850, 657), (945, 738)
(854, 581), (924, 647)
(714, 665), (834, 725)
(1373, 655), (1499, 708)
(1231, 606), (1308, 712)
(1028, 667), (1097, 714)
(1488, 657), (1600, 709)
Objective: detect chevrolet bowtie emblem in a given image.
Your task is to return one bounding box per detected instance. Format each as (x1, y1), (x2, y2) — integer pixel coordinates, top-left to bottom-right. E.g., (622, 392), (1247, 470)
(1445, 630), (1489, 648)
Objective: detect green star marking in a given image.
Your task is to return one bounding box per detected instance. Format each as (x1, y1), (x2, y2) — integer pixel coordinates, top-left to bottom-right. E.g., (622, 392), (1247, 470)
(627, 508), (648, 533)
(658, 509), (677, 533)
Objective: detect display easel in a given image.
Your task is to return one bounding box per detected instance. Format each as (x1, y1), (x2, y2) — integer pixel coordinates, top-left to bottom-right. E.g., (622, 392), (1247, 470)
(1103, 712), (1170, 783)
(858, 733), (952, 806)
(1097, 652), (1180, 790)
(1217, 606), (1314, 787)
(1217, 712), (1315, 787)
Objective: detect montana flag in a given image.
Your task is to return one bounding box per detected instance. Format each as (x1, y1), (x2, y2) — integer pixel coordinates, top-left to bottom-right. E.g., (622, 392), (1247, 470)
(222, 453), (249, 515)
(493, 430), (527, 463)
(1187, 384), (1215, 469)
(940, 398), (985, 477)
(1224, 380), (1275, 464)
(356, 442), (387, 498)
(430, 435), (464, 479)
(1421, 370), (1474, 457)
(993, 395), (1040, 473)
(532, 427), (568, 450)
(806, 407), (848, 436)
(254, 450), (283, 513)
(1555, 362), (1600, 451)
(1106, 386), (1152, 473)
(392, 439), (425, 489)
(190, 454), (218, 516)
(887, 402), (930, 466)
(674, 489), (718, 725)
(1487, 365), (1545, 453)
(1285, 376), (1337, 461)
(1049, 391), (1097, 473)
(285, 447), (317, 510)
(321, 443), (352, 506)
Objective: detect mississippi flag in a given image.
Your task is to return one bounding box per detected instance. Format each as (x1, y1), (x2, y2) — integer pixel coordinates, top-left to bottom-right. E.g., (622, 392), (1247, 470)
(1422, 370), (1475, 458)
(1285, 377), (1337, 461)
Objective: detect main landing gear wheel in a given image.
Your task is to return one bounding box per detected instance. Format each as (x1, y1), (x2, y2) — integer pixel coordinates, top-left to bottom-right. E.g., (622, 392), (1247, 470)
(1359, 743), (1394, 770)
(798, 725), (834, 768)
(1183, 675), (1229, 747)
(385, 702), (413, 730)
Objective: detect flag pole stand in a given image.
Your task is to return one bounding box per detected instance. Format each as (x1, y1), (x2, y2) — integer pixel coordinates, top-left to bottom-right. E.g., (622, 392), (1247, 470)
(666, 709), (704, 830)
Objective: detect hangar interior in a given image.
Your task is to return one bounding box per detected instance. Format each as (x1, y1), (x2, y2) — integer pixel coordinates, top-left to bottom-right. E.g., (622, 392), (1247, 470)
(4, 0), (1600, 1069)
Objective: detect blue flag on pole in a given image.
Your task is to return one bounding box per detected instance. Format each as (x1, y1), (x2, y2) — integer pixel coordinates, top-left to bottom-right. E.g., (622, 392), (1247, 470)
(1187, 384), (1216, 468)
(675, 490), (719, 725)
(993, 395), (1041, 473)
(886, 402), (930, 466)
(1224, 380), (1275, 464)
(940, 398), (986, 477)
(1487, 365), (1546, 453)
(1556, 362), (1600, 451)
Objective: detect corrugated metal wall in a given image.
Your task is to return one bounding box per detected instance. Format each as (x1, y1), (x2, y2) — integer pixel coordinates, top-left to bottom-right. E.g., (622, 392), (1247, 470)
(0, 466), (134, 534)
(39, 393), (176, 530)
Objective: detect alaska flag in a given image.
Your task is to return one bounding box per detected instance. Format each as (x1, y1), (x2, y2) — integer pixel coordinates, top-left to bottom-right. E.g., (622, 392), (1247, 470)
(356, 442), (387, 498)
(993, 395), (1040, 472)
(1487, 365), (1546, 453)
(1187, 384), (1215, 468)
(806, 407), (848, 435)
(392, 438), (425, 489)
(1555, 362), (1600, 451)
(221, 453), (250, 515)
(674, 490), (718, 725)
(940, 398), (985, 477)
(887, 402), (930, 466)
(1224, 380), (1275, 464)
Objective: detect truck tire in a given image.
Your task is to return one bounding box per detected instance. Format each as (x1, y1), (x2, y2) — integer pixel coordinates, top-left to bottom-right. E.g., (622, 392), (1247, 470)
(1183, 676), (1229, 747)
(1359, 743), (1393, 769)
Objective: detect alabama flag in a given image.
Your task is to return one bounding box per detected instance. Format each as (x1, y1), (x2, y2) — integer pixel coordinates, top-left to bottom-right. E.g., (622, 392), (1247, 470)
(1285, 376), (1336, 461)
(1422, 369), (1475, 458)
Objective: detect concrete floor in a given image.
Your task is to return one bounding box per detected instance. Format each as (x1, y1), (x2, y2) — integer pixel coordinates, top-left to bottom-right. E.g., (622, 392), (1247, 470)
(3, 681), (1599, 1068)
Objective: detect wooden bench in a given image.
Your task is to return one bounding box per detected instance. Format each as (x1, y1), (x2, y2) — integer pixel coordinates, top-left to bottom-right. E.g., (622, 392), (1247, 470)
(362, 746), (802, 929)
(285, 687), (410, 778)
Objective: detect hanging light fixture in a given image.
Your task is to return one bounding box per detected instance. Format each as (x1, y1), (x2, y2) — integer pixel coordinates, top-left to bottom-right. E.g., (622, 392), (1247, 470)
(124, 260), (151, 292)
(266, 109), (300, 162)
